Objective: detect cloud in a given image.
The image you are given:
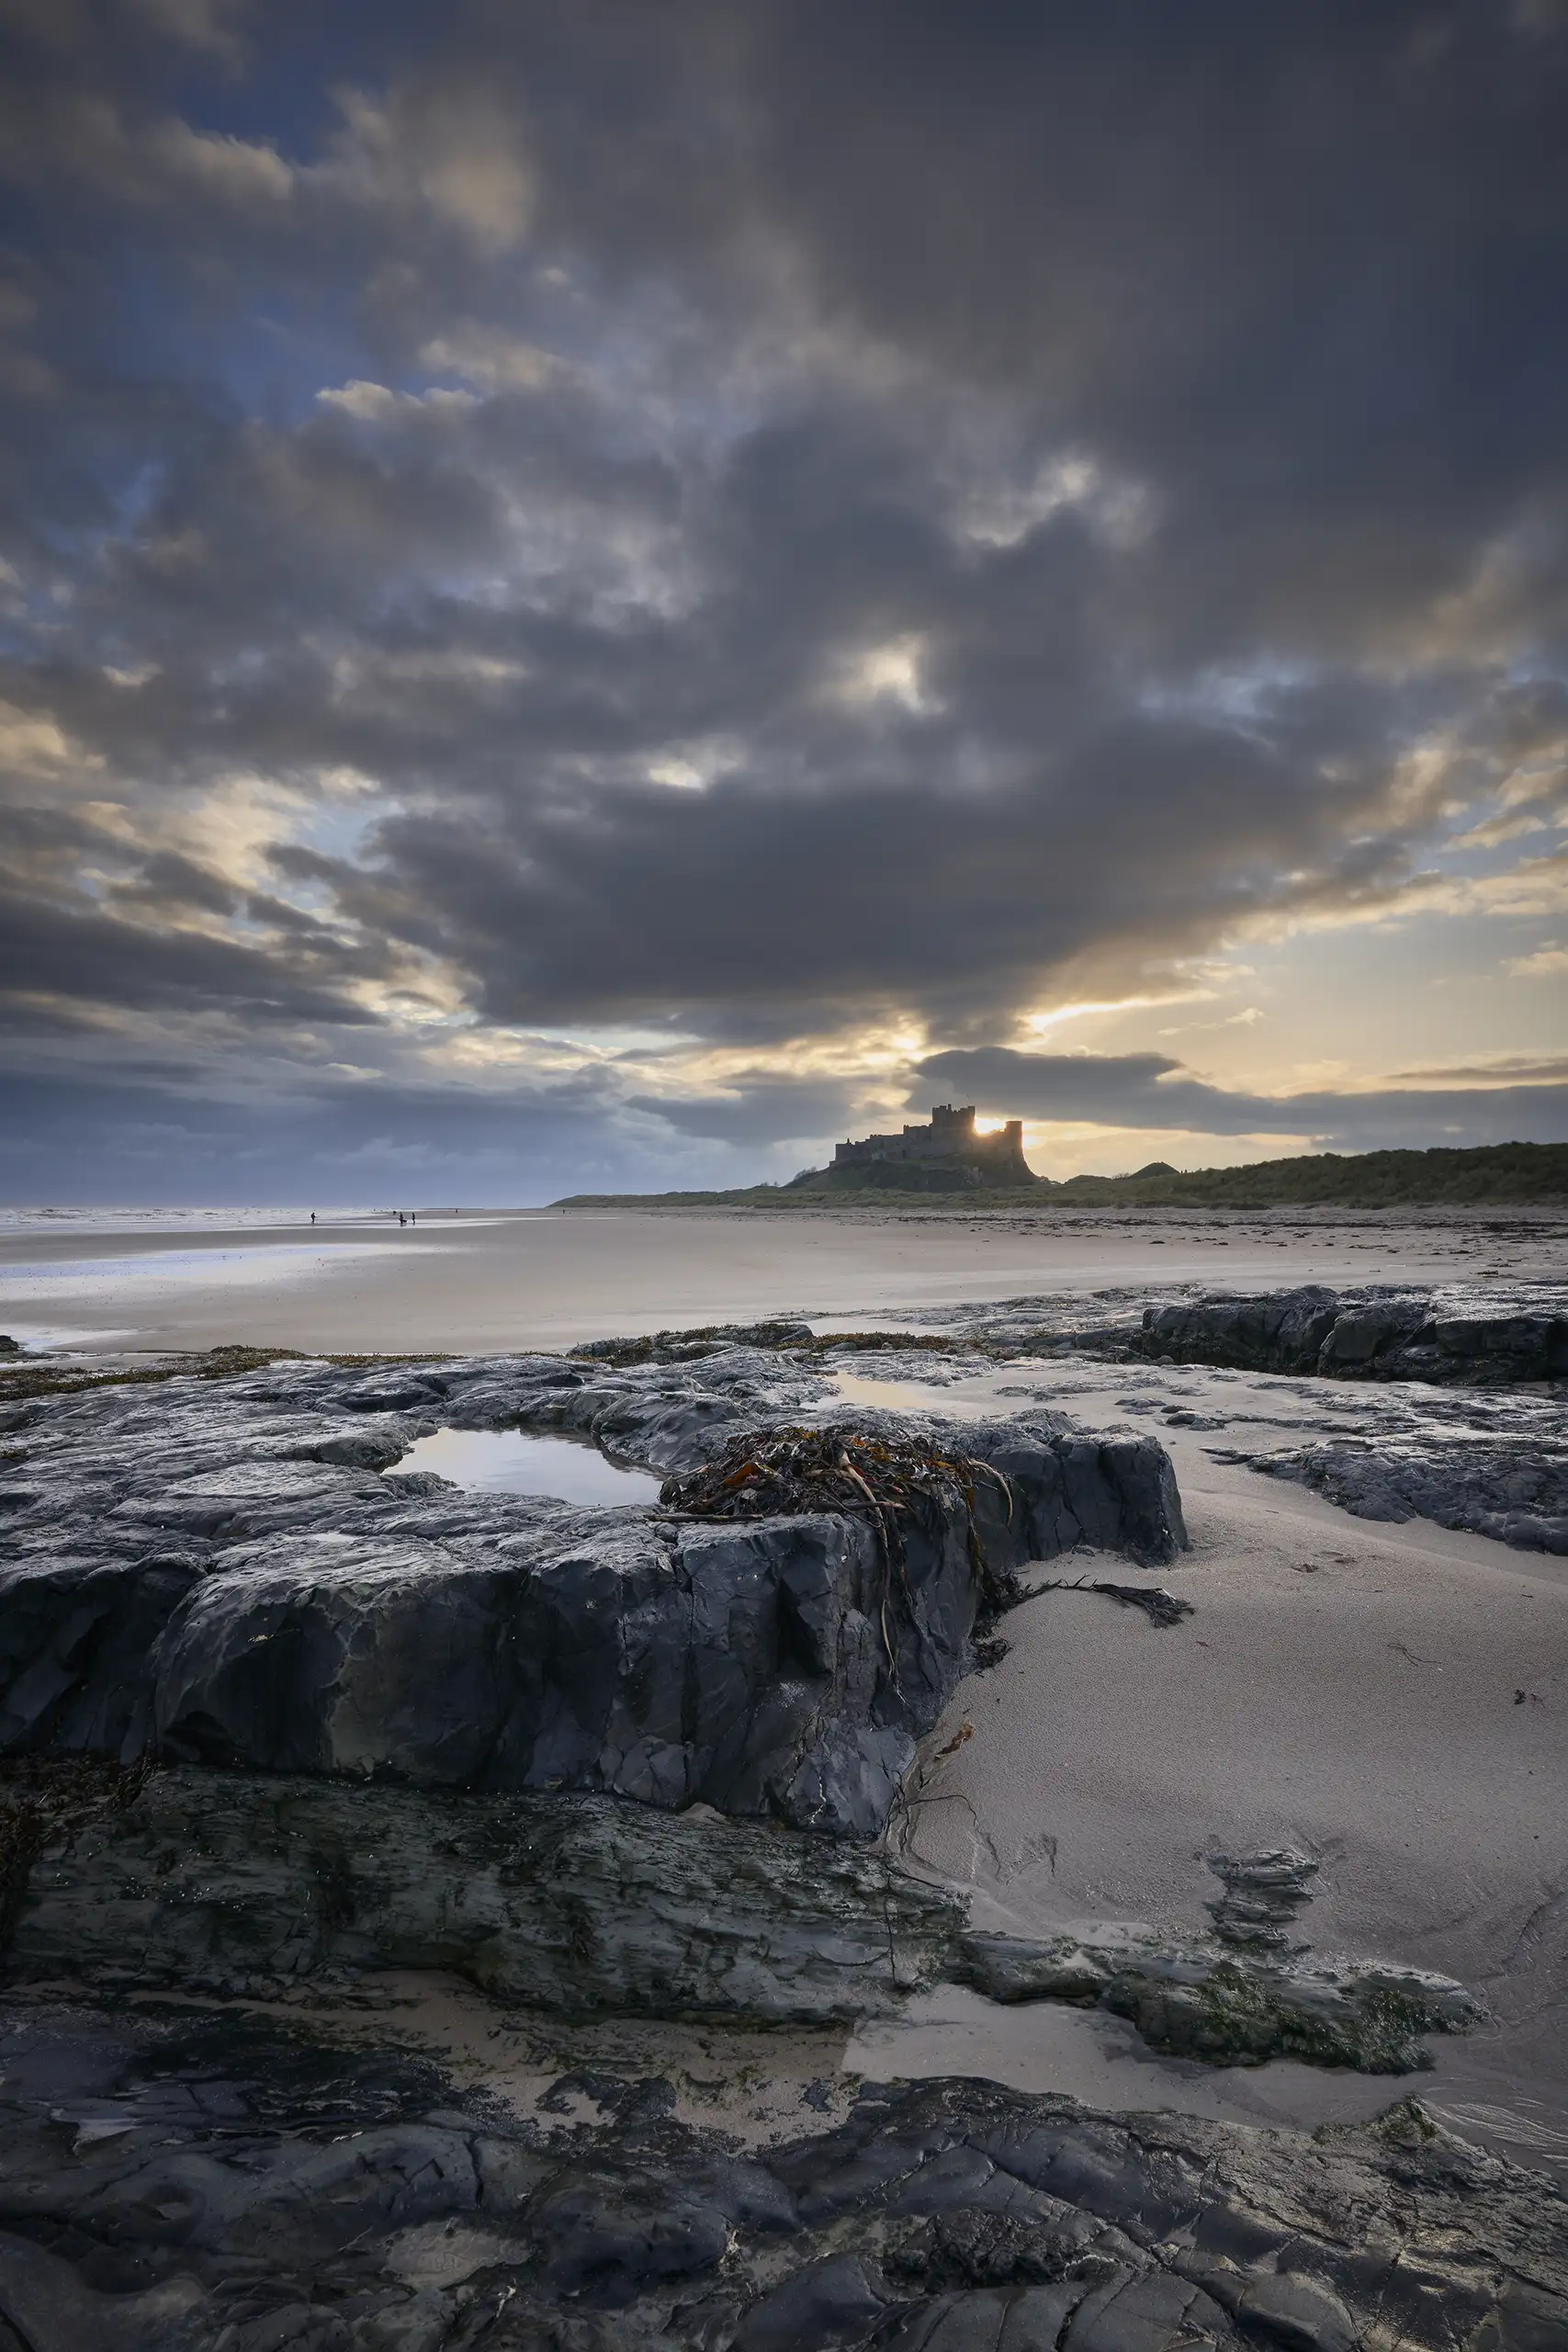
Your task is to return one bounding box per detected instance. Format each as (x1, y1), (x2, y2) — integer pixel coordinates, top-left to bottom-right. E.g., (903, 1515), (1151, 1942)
(1507, 944), (1568, 978)
(2, 3), (1567, 1193)
(625, 1075), (864, 1146)
(144, 119), (293, 206)
(911, 1049), (1568, 1152)
(0, 888), (386, 1029)
(1383, 1052), (1568, 1083)
(123, 0), (250, 61)
(321, 85), (536, 252)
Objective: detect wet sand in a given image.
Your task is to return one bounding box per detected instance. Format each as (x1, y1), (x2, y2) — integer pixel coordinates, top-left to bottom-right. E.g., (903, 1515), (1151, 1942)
(1, 1201), (1563, 1355)
(840, 1352), (1568, 2170)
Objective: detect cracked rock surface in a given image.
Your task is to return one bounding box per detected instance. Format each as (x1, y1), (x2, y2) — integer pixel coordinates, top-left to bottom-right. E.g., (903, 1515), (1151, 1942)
(1060, 1282), (1568, 1387)
(0, 2000), (1561, 2352)
(6, 1765), (1481, 2074)
(1214, 1420), (1568, 1555)
(0, 1347), (1184, 1837)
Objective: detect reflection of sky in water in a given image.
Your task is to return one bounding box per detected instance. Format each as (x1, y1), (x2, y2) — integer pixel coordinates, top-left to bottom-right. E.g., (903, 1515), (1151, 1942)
(0, 1207), (380, 1235)
(0, 1241), (410, 1308)
(830, 1369), (994, 1417)
(398, 1427), (662, 1508)
(0, 1209), (563, 1239)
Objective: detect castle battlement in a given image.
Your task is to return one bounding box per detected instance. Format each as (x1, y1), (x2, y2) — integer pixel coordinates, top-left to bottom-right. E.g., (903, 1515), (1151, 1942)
(832, 1103), (1034, 1183)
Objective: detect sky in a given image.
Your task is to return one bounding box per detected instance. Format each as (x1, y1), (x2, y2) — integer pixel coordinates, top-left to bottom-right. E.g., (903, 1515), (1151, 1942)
(1, 0), (1566, 1204)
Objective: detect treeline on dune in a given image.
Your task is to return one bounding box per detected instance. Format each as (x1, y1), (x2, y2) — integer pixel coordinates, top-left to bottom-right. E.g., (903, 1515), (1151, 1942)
(553, 1139), (1568, 1210)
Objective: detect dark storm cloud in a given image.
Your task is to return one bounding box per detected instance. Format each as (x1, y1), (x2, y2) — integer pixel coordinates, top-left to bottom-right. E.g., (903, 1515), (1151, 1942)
(745, 5), (1568, 639)
(0, 1065), (673, 1205)
(624, 1077), (864, 1148)
(912, 1050), (1568, 1152)
(2, 0), (1566, 1189)
(355, 723), (1387, 1034)
(0, 888), (384, 1027)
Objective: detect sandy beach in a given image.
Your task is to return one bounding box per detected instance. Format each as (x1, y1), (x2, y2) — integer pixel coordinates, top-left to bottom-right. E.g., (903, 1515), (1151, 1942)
(1, 1200), (1563, 1356)
(876, 1359), (1568, 2164)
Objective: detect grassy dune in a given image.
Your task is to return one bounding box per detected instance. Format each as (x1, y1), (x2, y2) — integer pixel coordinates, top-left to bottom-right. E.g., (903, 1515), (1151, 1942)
(554, 1139), (1568, 1211)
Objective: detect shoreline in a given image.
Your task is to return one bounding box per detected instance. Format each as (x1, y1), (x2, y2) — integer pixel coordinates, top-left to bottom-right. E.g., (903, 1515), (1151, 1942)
(3, 1200), (1565, 1360)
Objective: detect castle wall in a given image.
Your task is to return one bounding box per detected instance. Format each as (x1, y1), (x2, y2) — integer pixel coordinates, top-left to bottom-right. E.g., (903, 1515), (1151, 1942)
(832, 1105), (1033, 1179)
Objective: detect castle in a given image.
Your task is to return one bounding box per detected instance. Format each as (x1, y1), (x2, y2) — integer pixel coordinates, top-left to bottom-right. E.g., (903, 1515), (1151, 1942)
(830, 1103), (1036, 1187)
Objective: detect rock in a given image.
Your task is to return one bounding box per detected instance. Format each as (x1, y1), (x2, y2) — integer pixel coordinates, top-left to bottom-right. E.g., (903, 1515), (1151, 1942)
(3, 1764), (1479, 2074)
(0, 2007), (1561, 2352)
(8, 1765), (966, 2021)
(570, 1319), (817, 1364)
(0, 1339), (18, 1358)
(1139, 1287), (1347, 1375)
(1130, 1283), (1568, 1387)
(1205, 1849), (1319, 1951)
(1235, 2271), (1357, 2352)
(729, 2253), (898, 2348)
(1227, 1429), (1568, 1554)
(1016, 1279), (1568, 1549)
(955, 1925), (1479, 2075)
(0, 1350), (1185, 1838)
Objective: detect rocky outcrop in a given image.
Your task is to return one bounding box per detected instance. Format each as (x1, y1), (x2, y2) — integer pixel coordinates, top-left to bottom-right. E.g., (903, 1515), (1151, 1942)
(5, 1764), (1480, 2074)
(8, 1767), (965, 2021)
(0, 2001), (1560, 2352)
(0, 1350), (1185, 1837)
(1217, 1427), (1568, 1554)
(1, 1328), (1539, 2351)
(957, 1925), (1478, 2075)
(1205, 1849), (1319, 1950)
(1131, 1283), (1568, 1385)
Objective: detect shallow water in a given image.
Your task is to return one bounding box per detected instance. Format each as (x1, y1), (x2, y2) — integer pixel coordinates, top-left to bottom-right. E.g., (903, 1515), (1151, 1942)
(397, 1426), (663, 1507)
(830, 1368), (995, 1416)
(0, 1205), (381, 1235)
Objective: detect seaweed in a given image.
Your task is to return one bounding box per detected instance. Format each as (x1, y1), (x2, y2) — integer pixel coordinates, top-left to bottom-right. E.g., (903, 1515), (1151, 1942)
(1024, 1574), (1193, 1627)
(0, 1342), (455, 1408)
(658, 1425), (1020, 1678)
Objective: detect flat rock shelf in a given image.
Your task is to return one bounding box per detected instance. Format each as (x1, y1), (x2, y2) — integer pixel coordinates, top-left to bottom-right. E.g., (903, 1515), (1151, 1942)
(0, 1343), (1183, 1837)
(4, 1765), (1480, 2074)
(0, 1999), (1561, 2352)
